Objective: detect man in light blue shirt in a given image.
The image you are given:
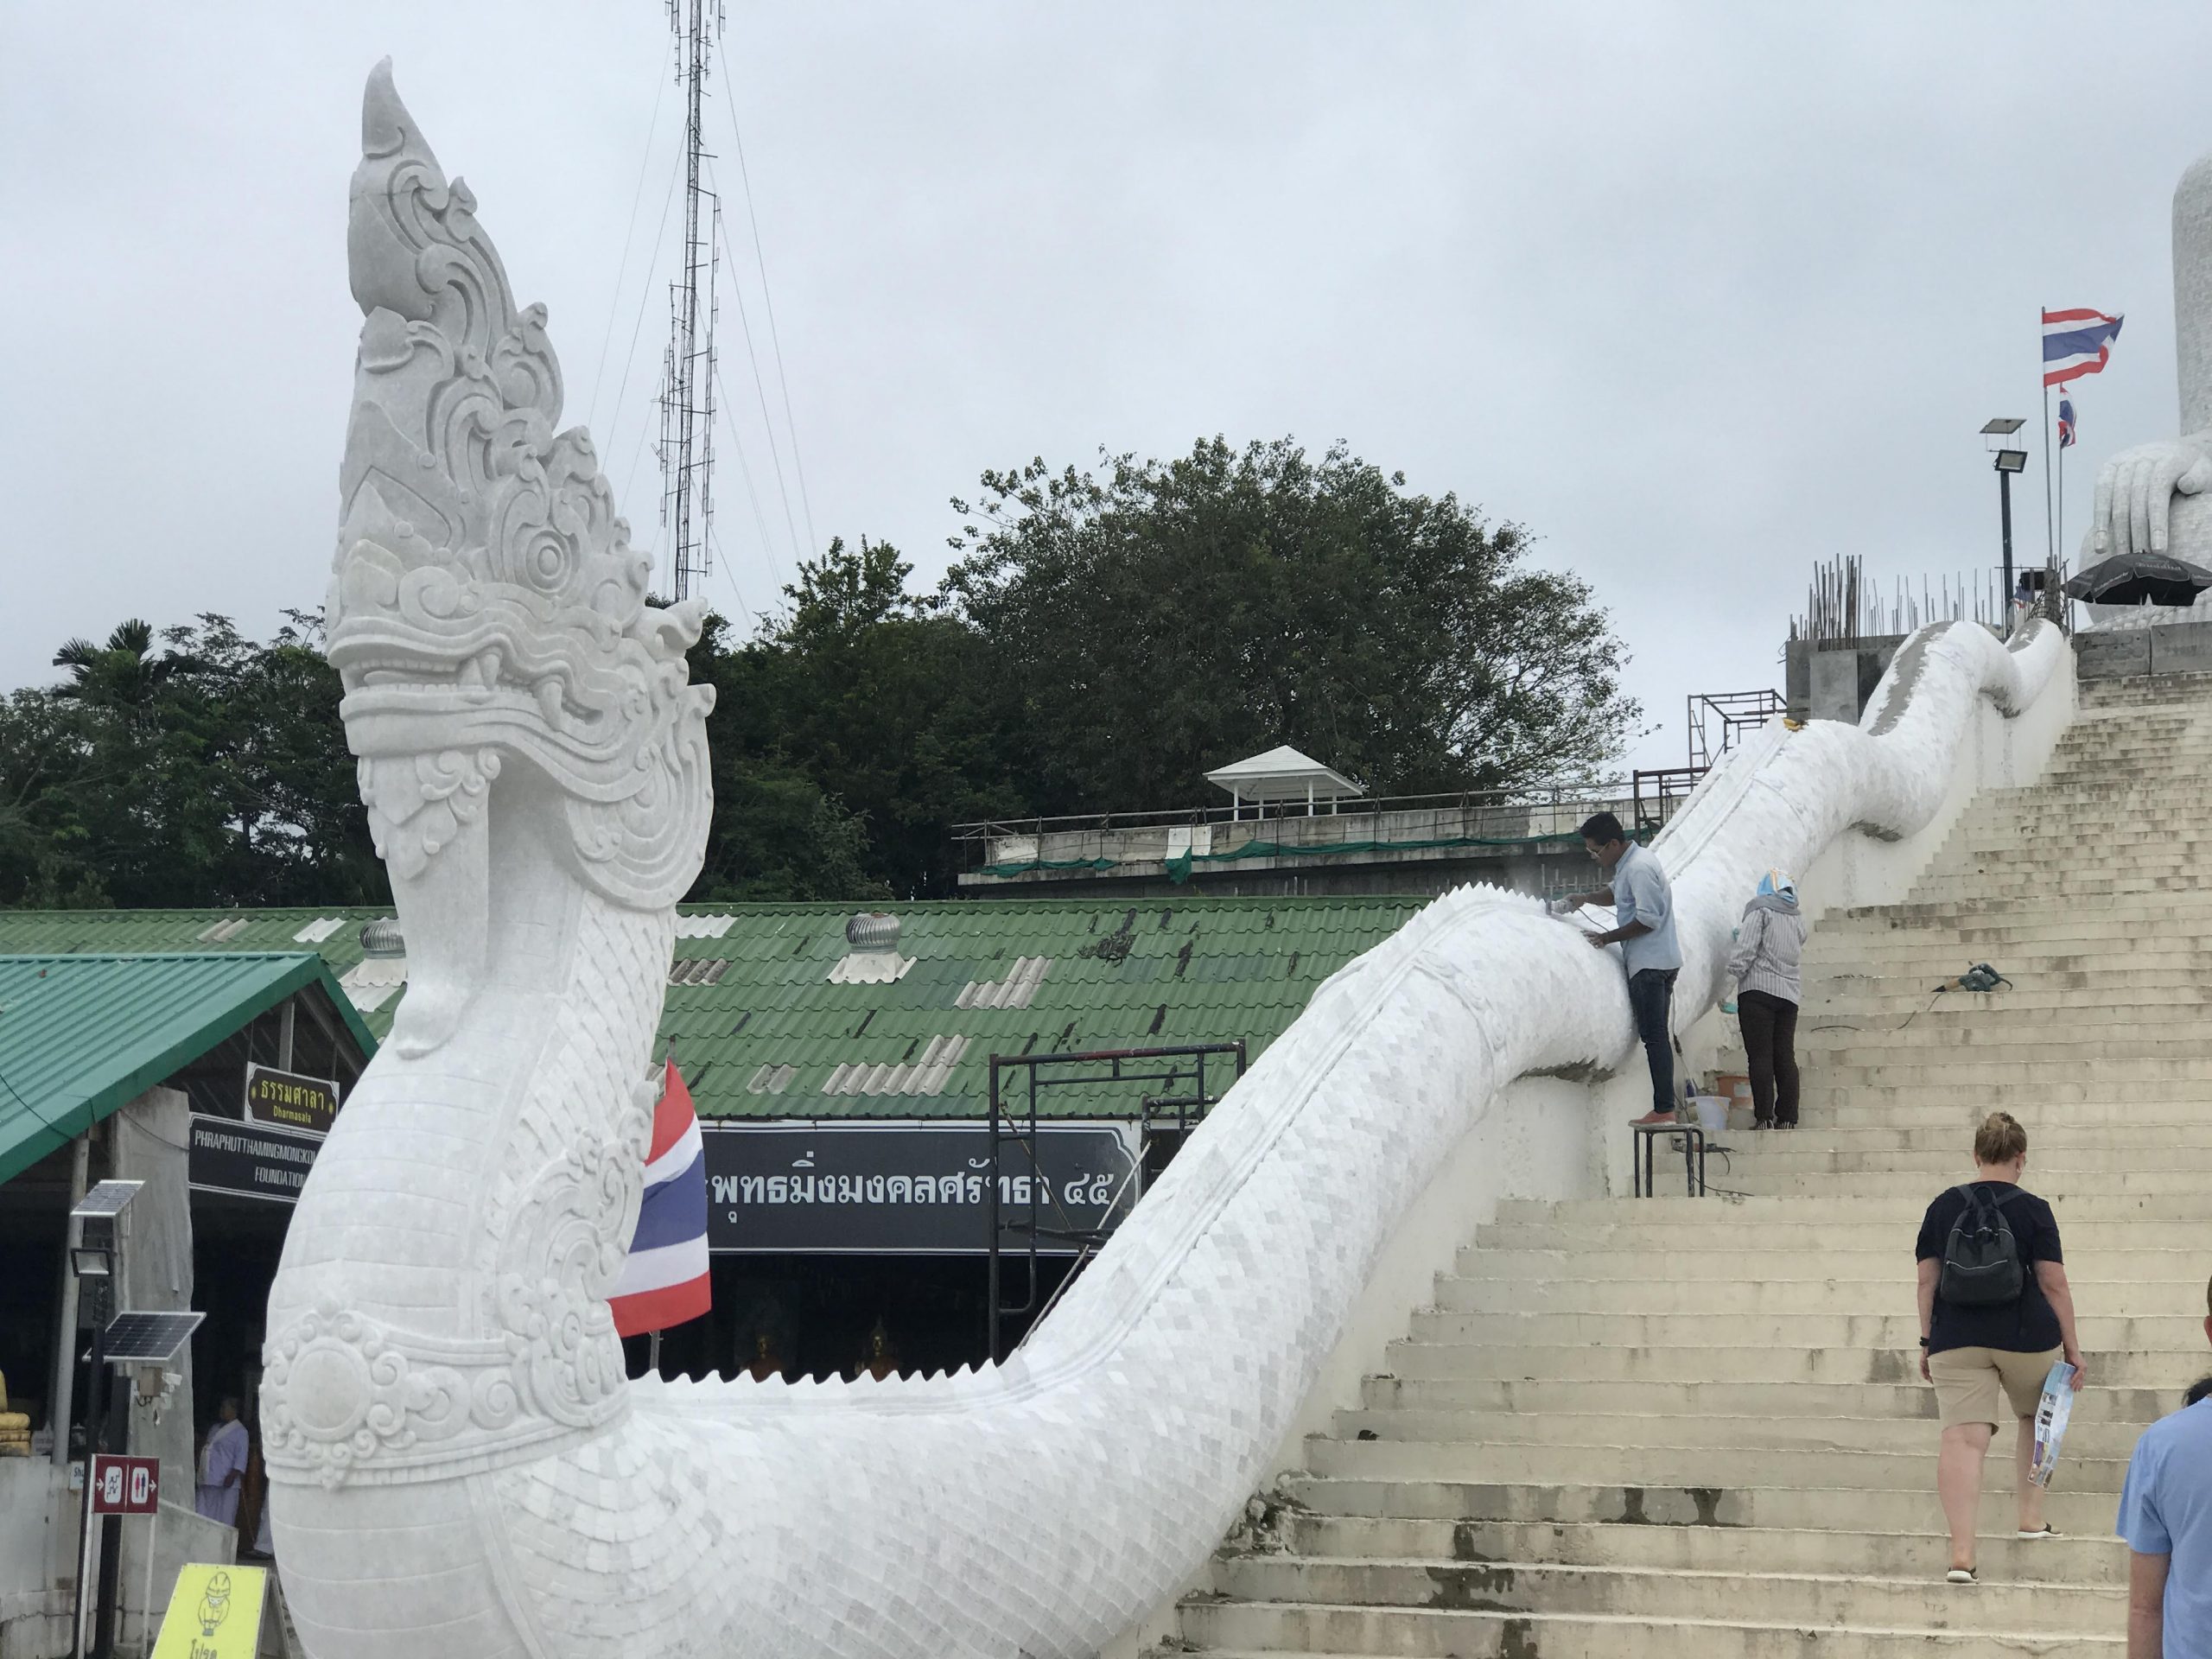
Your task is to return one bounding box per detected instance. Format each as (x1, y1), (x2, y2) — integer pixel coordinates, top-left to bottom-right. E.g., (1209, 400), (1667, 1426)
(1560, 812), (1683, 1125)
(2118, 1277), (2212, 1657)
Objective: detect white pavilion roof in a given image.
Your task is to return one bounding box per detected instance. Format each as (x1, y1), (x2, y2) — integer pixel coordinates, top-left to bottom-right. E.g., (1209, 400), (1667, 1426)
(1203, 745), (1364, 803)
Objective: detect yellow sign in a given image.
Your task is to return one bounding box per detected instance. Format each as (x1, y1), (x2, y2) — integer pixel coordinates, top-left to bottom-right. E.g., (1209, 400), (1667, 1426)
(151, 1563), (266, 1659)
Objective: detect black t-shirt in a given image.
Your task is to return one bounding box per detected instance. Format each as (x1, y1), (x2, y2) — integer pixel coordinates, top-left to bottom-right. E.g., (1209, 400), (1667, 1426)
(1914, 1182), (2064, 1356)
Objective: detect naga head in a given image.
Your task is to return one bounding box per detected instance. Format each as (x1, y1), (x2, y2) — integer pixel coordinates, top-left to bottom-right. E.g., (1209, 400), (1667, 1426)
(332, 63), (712, 1050)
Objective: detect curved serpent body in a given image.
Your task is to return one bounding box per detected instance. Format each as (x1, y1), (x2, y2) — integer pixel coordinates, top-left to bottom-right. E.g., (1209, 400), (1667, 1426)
(262, 65), (2068, 1659)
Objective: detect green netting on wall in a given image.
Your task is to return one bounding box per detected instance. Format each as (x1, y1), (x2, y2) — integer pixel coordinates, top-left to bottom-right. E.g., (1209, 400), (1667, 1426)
(974, 855), (1119, 878)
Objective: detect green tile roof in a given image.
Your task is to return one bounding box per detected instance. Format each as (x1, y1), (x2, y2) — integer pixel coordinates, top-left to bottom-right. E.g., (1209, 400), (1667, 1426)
(0, 908), (401, 1035)
(0, 897), (1427, 1122)
(0, 952), (377, 1186)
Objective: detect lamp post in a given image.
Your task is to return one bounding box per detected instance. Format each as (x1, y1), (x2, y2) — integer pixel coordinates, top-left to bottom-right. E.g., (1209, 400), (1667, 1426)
(65, 1180), (138, 1659)
(1982, 419), (2030, 632)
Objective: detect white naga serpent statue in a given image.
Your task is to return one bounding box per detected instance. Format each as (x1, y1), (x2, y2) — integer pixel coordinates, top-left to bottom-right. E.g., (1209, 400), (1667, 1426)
(262, 64), (2069, 1659)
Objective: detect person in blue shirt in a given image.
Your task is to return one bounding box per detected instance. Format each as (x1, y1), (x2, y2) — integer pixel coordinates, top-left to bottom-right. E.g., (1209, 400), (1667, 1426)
(2118, 1275), (2212, 1657)
(1558, 812), (1683, 1125)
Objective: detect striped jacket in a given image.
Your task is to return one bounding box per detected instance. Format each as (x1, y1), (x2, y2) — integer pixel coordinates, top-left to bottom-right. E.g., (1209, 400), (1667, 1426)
(1728, 894), (1808, 1005)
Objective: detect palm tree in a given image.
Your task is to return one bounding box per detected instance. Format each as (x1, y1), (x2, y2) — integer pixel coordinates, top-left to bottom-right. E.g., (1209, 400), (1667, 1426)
(52, 620), (188, 713)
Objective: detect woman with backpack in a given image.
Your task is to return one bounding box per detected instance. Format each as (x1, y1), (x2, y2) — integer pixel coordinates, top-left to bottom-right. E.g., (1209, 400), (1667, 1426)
(1727, 870), (1808, 1128)
(1913, 1112), (2086, 1583)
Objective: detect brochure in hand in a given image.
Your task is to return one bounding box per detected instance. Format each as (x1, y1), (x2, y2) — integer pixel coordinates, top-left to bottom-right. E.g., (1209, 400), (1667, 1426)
(2029, 1360), (2080, 1487)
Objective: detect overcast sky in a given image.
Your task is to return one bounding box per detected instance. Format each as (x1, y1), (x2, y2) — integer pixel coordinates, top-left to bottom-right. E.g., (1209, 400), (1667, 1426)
(5, 4), (2209, 774)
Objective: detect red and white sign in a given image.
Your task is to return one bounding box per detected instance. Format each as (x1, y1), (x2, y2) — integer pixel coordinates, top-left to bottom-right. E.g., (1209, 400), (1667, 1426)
(89, 1454), (159, 1516)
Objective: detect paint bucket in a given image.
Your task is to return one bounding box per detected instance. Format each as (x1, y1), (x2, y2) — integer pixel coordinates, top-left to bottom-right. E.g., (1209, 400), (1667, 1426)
(1693, 1096), (1728, 1135)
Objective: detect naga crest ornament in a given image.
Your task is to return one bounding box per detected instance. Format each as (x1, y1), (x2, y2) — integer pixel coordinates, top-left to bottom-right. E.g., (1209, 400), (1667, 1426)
(330, 60), (713, 912)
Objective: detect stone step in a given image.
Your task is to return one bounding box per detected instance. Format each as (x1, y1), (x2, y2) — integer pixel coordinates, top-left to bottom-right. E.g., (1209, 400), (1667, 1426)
(1903, 880), (2195, 900)
(1796, 955), (2211, 981)
(1802, 969), (2212, 995)
(1927, 792), (2212, 811)
(1176, 1605), (2121, 1657)
(1205, 1557), (2124, 1635)
(1511, 1193), (2212, 1223)
(1800, 980), (2212, 1004)
(1667, 1122), (2212, 1154)
(1717, 1143), (2212, 1173)
(1473, 1215), (2212, 1249)
(1804, 930), (2207, 955)
(1793, 1059), (2212, 1086)
(1431, 1274), (2202, 1319)
(1719, 1170), (2208, 1199)
(1826, 892), (2209, 917)
(1917, 850), (2202, 868)
(1357, 1376), (2183, 1427)
(1325, 1409), (2153, 1459)
(1783, 1085), (2212, 1113)
(1379, 1341), (2190, 1388)
(2077, 671), (2212, 695)
(1938, 830), (2212, 851)
(1280, 1474), (2125, 1535)
(1774, 1034), (2212, 1061)
(1927, 816), (2202, 830)
(1452, 1243), (2205, 1278)
(1404, 1309), (2193, 1352)
(1299, 1437), (2134, 1496)
(1277, 1516), (2125, 1585)
(1789, 991), (2212, 1017)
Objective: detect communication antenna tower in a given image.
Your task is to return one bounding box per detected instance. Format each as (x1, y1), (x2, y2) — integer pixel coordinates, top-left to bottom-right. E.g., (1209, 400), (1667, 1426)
(657, 0), (722, 600)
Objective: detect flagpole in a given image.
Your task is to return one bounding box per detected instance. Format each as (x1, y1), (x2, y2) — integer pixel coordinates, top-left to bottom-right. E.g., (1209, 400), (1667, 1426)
(649, 1044), (670, 1379)
(2041, 311), (2055, 568)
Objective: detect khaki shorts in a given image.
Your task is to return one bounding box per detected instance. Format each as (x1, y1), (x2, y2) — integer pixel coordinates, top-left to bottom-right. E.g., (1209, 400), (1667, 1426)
(1928, 1344), (2064, 1431)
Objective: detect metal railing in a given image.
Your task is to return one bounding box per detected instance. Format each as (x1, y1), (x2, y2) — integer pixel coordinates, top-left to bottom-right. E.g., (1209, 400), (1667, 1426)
(1688, 690), (1787, 771)
(1631, 767), (1705, 835)
(985, 1043), (1245, 1362)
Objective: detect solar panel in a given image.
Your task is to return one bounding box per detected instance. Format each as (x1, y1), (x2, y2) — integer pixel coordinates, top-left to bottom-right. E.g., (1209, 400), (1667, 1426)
(71, 1180), (143, 1222)
(99, 1311), (204, 1365)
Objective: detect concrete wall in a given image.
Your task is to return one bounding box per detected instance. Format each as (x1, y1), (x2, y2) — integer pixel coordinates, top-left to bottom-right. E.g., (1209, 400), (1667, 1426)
(2074, 618), (2212, 679)
(1786, 637), (1908, 724)
(0, 1460), (75, 1659)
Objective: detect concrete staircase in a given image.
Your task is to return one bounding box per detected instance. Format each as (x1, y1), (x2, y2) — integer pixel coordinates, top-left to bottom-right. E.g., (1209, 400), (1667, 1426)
(1168, 673), (2212, 1656)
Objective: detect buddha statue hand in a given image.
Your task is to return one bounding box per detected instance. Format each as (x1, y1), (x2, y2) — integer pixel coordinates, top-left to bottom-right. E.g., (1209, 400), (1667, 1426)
(2088, 434), (2212, 562)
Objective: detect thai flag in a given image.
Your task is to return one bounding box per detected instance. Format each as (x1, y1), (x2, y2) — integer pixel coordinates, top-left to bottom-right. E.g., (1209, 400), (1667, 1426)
(2043, 308), (2124, 388)
(608, 1058), (711, 1338)
(2058, 396), (2076, 448)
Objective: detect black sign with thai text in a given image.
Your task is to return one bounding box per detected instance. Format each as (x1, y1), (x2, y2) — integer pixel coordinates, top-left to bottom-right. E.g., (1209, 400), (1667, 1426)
(244, 1064), (340, 1136)
(188, 1115), (323, 1205)
(700, 1122), (1140, 1255)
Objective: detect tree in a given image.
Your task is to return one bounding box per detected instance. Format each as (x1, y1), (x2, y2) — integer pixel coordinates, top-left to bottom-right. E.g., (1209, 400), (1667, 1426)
(0, 613), (384, 909)
(2, 436), (1639, 911)
(686, 540), (1033, 900)
(944, 437), (1640, 811)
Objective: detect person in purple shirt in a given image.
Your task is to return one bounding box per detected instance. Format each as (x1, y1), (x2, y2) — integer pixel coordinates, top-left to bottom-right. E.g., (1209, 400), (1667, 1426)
(2118, 1275), (2212, 1658)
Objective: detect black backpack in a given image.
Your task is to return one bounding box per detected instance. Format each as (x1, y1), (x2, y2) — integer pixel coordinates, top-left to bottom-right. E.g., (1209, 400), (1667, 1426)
(1939, 1185), (2026, 1306)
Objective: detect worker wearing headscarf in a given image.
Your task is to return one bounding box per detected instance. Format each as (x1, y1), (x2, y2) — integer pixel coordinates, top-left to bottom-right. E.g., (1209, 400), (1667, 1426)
(1728, 870), (1809, 1128)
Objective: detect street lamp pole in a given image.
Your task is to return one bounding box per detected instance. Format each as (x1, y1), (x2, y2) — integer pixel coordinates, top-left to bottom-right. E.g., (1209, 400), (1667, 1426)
(1999, 462), (2016, 622)
(1982, 420), (2031, 634)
